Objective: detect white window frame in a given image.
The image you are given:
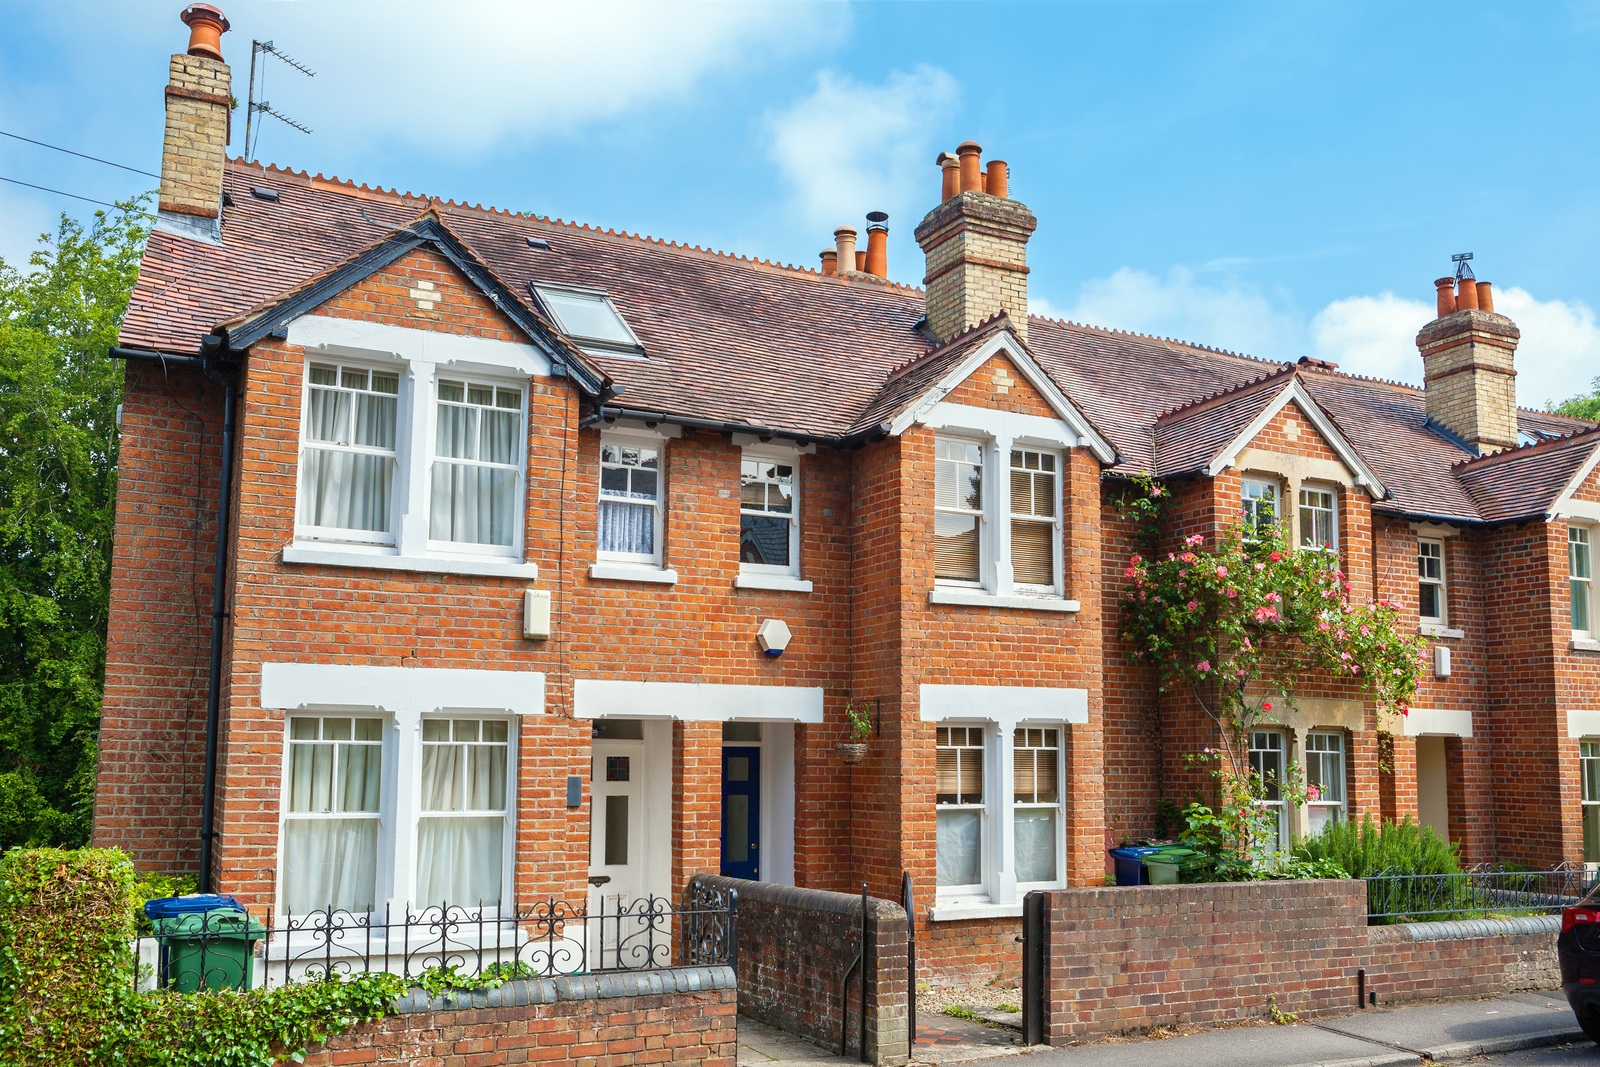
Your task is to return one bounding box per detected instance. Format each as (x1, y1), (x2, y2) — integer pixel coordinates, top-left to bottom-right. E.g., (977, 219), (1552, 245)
(1582, 738), (1600, 865)
(1573, 525), (1595, 638)
(738, 446), (801, 579)
(1418, 538), (1447, 626)
(1241, 476), (1279, 543)
(1007, 447), (1064, 595)
(1297, 485), (1338, 554)
(426, 376), (526, 560)
(935, 723), (990, 900)
(1249, 728), (1288, 854)
(415, 714), (517, 911)
(532, 284), (646, 358)
(1012, 724), (1067, 892)
(295, 357), (404, 546)
(1304, 730), (1346, 834)
(277, 713), (390, 918)
(596, 429), (666, 567)
(934, 435), (989, 588)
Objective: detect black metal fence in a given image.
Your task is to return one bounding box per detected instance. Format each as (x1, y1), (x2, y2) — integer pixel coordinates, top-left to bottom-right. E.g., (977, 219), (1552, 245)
(135, 882), (738, 993)
(1365, 863), (1595, 923)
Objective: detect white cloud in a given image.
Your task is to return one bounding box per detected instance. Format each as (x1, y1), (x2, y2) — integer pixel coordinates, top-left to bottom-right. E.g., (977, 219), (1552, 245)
(764, 65), (958, 233)
(1055, 266), (1303, 360)
(239, 1), (843, 154)
(1051, 265), (1600, 411)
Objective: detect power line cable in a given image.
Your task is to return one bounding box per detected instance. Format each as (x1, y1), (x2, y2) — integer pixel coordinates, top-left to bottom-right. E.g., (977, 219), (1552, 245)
(0, 130), (160, 179)
(0, 175), (126, 208)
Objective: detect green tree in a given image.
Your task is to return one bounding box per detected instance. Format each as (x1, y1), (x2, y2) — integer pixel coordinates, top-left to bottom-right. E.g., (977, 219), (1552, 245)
(1551, 376), (1600, 423)
(0, 198), (149, 848)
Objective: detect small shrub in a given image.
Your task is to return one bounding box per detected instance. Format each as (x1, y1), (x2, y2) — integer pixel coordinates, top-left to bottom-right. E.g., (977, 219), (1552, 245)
(1292, 815), (1459, 878)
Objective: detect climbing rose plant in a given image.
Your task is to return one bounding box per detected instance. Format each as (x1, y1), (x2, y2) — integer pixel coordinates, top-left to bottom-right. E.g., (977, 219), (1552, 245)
(1118, 478), (1429, 866)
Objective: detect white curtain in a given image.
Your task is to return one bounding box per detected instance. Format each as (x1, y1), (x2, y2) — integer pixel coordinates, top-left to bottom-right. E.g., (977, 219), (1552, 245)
(416, 740), (507, 906)
(936, 809), (981, 887)
(1014, 809), (1057, 883)
(301, 387), (395, 533)
(283, 819), (379, 915)
(430, 405), (519, 546)
(599, 500), (655, 555)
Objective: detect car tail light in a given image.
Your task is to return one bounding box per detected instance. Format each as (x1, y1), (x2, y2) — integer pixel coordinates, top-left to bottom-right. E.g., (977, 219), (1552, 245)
(1563, 907), (1600, 933)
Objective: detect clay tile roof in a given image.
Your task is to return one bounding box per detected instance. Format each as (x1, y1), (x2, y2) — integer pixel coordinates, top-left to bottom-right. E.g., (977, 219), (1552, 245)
(118, 158), (1600, 524)
(1151, 366), (1298, 476)
(1454, 427), (1600, 523)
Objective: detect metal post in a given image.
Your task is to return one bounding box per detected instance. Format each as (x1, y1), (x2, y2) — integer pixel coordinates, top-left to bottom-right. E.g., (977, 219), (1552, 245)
(1021, 891), (1045, 1046)
(901, 872), (916, 1058)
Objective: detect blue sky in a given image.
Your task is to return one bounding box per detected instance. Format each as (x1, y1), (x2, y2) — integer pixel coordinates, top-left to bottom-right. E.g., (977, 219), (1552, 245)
(3, 1), (1598, 406)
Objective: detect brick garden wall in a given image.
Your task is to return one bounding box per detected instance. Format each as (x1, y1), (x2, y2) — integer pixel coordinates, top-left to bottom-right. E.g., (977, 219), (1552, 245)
(694, 876), (909, 1066)
(295, 967), (736, 1067)
(1035, 880), (1557, 1044)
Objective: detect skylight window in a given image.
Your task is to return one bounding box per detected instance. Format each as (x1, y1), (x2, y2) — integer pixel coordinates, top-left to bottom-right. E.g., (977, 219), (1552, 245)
(532, 285), (643, 355)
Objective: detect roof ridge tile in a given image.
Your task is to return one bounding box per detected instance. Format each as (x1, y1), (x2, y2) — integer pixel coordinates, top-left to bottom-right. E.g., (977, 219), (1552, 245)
(1451, 423), (1600, 471)
(1152, 364), (1297, 424)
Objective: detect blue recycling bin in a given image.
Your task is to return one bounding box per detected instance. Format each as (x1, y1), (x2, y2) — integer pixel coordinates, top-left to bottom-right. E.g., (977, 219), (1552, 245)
(144, 894), (243, 921)
(1108, 846), (1162, 886)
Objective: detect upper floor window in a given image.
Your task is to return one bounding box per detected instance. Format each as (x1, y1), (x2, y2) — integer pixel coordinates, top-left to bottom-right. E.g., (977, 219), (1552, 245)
(739, 452), (798, 576)
(935, 725), (986, 891)
(430, 379), (524, 552)
(1241, 477), (1278, 542)
(1574, 526), (1594, 636)
(299, 362), (400, 542)
(1418, 538), (1447, 624)
(1298, 486), (1337, 552)
(1009, 449), (1060, 590)
(282, 715), (384, 915)
(934, 437), (985, 584)
(598, 436), (662, 564)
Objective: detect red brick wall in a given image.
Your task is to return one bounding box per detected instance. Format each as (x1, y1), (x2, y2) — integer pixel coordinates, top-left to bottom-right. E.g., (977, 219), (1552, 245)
(1037, 880), (1556, 1043)
(297, 974), (736, 1067)
(94, 359), (226, 871)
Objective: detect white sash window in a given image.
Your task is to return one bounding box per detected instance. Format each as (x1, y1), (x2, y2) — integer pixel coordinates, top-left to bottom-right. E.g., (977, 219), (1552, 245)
(281, 716), (384, 915)
(429, 379), (523, 551)
(598, 436), (663, 563)
(934, 438), (985, 584)
(298, 363), (399, 541)
(417, 718), (511, 908)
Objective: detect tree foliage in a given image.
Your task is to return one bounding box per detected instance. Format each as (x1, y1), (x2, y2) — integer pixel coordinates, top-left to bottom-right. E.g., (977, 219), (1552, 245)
(0, 199), (150, 847)
(1551, 375), (1600, 423)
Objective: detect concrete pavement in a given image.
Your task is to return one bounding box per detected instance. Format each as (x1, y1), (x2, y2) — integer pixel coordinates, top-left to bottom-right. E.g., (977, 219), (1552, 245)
(734, 991), (1588, 1067)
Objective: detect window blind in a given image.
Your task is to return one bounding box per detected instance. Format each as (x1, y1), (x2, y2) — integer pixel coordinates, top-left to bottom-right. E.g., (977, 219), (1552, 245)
(1011, 520), (1054, 586)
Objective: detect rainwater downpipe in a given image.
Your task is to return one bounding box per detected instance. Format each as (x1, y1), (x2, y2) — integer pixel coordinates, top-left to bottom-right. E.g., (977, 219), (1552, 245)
(196, 352), (236, 894)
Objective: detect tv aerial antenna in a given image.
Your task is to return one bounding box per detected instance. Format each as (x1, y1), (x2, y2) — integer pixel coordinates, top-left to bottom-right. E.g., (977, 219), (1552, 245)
(243, 39), (315, 163)
(1452, 252), (1474, 280)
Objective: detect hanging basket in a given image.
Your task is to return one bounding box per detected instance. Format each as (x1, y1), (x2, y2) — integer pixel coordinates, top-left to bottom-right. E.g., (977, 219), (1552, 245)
(837, 742), (869, 765)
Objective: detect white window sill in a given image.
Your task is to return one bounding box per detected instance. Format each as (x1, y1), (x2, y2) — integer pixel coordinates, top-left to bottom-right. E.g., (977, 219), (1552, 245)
(929, 900), (1024, 922)
(735, 573), (814, 593)
(1573, 637), (1600, 653)
(929, 588), (1081, 613)
(282, 543), (539, 580)
(588, 562), (678, 585)
(1420, 624), (1465, 640)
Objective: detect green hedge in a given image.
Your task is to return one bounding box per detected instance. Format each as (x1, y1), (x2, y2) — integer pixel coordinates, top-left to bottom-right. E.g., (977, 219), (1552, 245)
(1291, 815), (1460, 877)
(0, 848), (402, 1067)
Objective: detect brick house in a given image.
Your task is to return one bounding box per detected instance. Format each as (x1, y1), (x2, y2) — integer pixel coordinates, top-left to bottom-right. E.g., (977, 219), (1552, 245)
(94, 7), (1600, 979)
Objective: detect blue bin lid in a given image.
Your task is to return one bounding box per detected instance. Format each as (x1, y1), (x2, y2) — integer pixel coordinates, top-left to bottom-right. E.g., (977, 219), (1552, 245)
(144, 894), (244, 920)
(1108, 846), (1163, 858)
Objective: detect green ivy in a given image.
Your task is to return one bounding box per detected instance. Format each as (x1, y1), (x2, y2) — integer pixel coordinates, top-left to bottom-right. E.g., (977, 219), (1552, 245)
(0, 847), (402, 1067)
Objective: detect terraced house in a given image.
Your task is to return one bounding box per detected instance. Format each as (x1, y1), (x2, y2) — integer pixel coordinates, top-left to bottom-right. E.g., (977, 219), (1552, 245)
(95, 5), (1600, 979)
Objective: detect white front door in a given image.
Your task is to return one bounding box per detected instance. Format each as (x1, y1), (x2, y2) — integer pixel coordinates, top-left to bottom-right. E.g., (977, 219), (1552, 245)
(588, 740), (661, 968)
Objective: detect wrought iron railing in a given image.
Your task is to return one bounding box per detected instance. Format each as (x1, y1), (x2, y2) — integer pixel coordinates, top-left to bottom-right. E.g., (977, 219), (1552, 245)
(135, 882), (738, 993)
(1365, 863), (1595, 923)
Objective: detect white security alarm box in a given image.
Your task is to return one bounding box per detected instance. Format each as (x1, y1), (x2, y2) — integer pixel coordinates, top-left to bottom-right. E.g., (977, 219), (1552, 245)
(523, 589), (551, 640)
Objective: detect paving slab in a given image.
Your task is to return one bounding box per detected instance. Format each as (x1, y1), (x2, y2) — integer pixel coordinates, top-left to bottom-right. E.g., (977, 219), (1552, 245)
(1315, 992), (1581, 1060)
(1006, 1019), (1411, 1067)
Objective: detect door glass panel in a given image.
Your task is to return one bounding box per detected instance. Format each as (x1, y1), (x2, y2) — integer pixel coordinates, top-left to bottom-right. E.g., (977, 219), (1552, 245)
(604, 795), (629, 866)
(722, 722), (761, 742)
(606, 755), (631, 782)
(725, 794), (750, 863)
(727, 756), (750, 783)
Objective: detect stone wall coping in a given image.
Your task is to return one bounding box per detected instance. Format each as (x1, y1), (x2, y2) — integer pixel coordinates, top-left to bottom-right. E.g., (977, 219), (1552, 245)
(1373, 915), (1560, 943)
(694, 874), (908, 923)
(390, 964), (736, 1014)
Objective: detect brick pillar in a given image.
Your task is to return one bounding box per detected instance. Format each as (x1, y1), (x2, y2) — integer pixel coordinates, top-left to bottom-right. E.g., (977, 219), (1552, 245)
(673, 721), (722, 895)
(1349, 725), (1383, 822)
(1387, 734), (1419, 822)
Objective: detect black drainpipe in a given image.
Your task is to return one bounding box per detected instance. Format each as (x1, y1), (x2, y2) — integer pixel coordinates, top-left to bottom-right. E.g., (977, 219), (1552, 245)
(195, 350), (236, 893)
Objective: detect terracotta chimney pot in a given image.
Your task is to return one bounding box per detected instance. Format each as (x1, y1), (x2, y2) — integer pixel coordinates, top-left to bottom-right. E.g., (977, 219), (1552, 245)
(820, 249), (838, 277)
(1456, 276), (1479, 312)
(855, 250), (867, 272)
(864, 212), (889, 278)
(957, 141), (983, 193)
(1434, 277), (1457, 318)
(938, 152), (960, 202)
(833, 226), (857, 276)
(181, 4), (230, 60)
(985, 160), (1008, 199)
(1476, 280), (1494, 313)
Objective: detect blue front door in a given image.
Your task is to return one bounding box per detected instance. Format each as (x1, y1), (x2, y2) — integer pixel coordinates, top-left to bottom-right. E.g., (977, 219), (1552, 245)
(720, 747), (761, 880)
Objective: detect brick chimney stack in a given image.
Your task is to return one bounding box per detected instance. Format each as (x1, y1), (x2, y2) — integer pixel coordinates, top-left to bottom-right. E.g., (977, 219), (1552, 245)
(1416, 268), (1521, 454)
(915, 141), (1037, 342)
(158, 4), (232, 223)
